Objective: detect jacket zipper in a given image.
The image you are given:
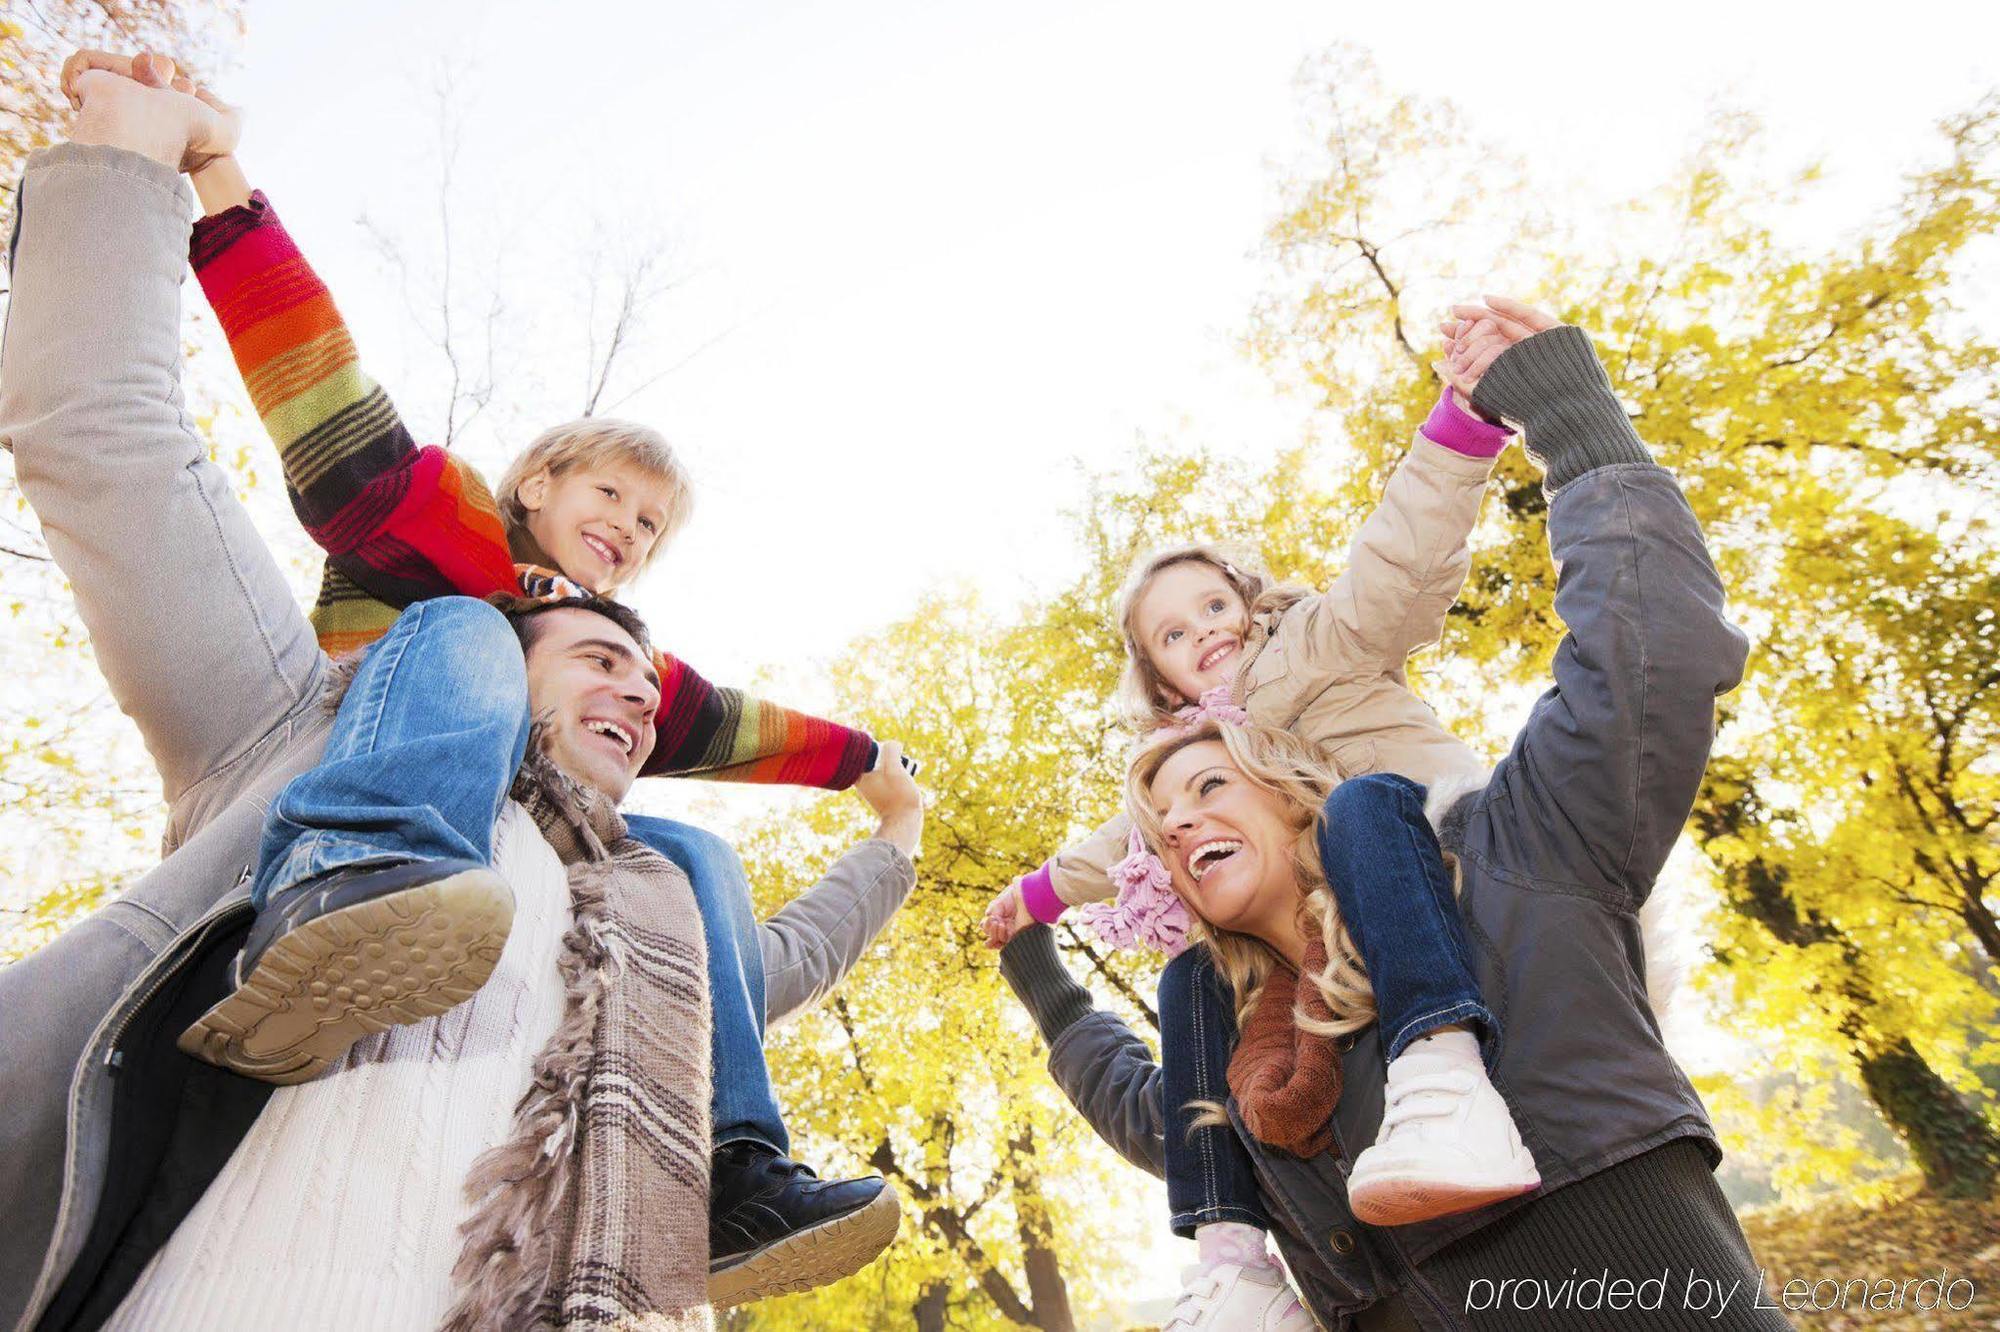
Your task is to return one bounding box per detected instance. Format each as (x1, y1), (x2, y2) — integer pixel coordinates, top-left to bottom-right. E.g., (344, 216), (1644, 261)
(18, 871), (254, 1332)
(1232, 614), (1275, 706)
(1322, 1115), (1462, 1330)
(102, 868), (252, 1070)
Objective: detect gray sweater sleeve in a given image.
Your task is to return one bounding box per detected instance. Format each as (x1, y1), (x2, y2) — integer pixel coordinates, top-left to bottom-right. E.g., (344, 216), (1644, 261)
(998, 927), (1167, 1179)
(1470, 324), (1653, 491)
(759, 839), (916, 1026)
(1468, 326), (1749, 905)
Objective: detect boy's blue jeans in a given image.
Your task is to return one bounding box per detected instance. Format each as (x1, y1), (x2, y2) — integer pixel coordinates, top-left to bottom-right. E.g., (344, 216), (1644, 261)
(251, 596), (789, 1153)
(1159, 772), (1497, 1237)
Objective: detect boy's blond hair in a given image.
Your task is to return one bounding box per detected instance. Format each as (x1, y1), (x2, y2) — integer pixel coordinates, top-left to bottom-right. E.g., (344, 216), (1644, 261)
(496, 418), (694, 574)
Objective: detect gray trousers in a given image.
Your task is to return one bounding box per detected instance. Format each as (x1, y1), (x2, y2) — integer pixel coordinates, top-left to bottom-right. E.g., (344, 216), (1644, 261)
(0, 143), (335, 1329)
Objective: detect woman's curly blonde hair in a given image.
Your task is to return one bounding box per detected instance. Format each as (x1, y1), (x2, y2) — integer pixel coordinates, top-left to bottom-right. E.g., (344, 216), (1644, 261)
(1125, 718), (1377, 1050)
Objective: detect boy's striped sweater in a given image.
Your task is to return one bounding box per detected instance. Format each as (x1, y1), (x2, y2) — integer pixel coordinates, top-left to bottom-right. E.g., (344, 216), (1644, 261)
(189, 194), (875, 790)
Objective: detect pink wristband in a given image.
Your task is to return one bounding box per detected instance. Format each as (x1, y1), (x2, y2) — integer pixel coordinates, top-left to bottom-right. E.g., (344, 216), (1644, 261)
(1422, 385), (1513, 458)
(1019, 863), (1067, 924)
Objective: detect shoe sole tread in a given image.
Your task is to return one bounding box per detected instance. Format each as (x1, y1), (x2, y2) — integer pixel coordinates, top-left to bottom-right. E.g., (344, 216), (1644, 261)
(176, 870), (513, 1085)
(1347, 1166), (1541, 1226)
(708, 1187), (901, 1309)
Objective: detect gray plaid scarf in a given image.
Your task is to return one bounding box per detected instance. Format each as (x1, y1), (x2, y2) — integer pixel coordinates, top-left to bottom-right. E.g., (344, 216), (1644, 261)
(440, 746), (713, 1331)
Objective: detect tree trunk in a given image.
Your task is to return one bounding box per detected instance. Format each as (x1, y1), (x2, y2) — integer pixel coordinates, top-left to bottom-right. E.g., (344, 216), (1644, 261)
(1852, 1030), (2000, 1198)
(1958, 890), (2000, 975)
(1694, 773), (2000, 1197)
(1009, 1129), (1078, 1332)
(1020, 1241), (1076, 1332)
(914, 1281), (951, 1332)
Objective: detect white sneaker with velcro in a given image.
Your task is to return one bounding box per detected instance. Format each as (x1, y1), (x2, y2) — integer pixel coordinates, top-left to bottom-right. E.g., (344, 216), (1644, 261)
(1162, 1260), (1315, 1331)
(1347, 1029), (1541, 1226)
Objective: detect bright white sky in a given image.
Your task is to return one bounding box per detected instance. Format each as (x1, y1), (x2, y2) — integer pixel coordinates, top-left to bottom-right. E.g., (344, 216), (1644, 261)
(226, 0), (2000, 687)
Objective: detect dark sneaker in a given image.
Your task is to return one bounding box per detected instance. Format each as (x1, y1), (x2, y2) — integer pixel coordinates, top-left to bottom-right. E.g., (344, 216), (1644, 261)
(178, 859), (513, 1085)
(707, 1142), (902, 1308)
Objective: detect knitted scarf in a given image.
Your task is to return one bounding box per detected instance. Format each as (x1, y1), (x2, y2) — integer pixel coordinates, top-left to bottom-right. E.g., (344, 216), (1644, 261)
(1225, 936), (1344, 1158)
(441, 745), (713, 1331)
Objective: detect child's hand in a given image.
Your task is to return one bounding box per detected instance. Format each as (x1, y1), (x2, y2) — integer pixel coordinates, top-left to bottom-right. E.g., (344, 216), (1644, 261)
(855, 740), (924, 857)
(981, 880), (1033, 950)
(1438, 296), (1561, 407)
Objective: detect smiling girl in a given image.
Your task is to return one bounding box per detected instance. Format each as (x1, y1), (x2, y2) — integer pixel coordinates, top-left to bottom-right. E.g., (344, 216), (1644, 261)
(1001, 305), (1767, 1329)
(981, 304), (1551, 1327)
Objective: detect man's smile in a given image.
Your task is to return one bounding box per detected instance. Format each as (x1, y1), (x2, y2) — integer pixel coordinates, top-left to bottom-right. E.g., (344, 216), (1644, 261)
(582, 715), (638, 755)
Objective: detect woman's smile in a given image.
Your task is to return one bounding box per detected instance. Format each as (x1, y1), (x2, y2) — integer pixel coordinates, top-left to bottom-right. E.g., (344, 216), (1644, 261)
(1186, 835), (1244, 886)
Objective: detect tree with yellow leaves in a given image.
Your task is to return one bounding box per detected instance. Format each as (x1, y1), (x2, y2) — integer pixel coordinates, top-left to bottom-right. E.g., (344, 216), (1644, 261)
(724, 44), (1999, 1327)
(1247, 46), (2000, 1198)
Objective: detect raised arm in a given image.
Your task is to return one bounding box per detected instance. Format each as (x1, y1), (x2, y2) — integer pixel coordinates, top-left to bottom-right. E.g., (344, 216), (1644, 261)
(644, 647), (879, 788)
(1281, 405), (1504, 683)
(998, 926), (1167, 1177)
(6, 56), (333, 811)
(759, 840), (915, 1023)
(189, 182), (519, 611)
(1031, 811), (1133, 918)
(760, 742), (922, 1020)
(1464, 309), (1750, 905)
(982, 804), (1147, 950)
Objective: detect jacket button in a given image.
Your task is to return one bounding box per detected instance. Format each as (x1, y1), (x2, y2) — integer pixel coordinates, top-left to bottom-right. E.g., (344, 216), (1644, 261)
(1330, 1230), (1355, 1255)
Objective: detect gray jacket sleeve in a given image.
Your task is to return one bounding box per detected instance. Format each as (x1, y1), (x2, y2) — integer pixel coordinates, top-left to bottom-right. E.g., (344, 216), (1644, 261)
(998, 927), (1167, 1178)
(759, 839), (916, 1027)
(1470, 327), (1751, 906)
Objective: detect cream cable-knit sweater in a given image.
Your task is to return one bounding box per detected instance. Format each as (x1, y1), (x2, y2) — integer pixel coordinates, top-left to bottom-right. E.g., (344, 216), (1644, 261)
(107, 803), (570, 1332)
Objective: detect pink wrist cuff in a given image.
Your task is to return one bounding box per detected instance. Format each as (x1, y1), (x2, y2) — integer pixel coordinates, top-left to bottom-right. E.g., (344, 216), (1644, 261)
(1423, 386), (1513, 458)
(1020, 864), (1067, 924)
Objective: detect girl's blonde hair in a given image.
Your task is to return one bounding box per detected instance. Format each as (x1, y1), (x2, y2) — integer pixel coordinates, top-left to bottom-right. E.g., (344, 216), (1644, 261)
(1113, 543), (1309, 729)
(495, 418), (694, 574)
(1126, 718), (1378, 1128)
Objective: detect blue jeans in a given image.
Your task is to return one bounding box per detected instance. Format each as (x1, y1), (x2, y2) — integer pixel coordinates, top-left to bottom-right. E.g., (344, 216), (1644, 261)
(622, 814), (787, 1153)
(1316, 773), (1498, 1063)
(252, 596), (789, 1153)
(252, 597), (531, 906)
(1159, 946), (1269, 1237)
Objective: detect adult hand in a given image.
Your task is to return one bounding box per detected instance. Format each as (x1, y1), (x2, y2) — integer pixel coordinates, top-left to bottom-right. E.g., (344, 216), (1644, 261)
(855, 740), (924, 857)
(1437, 295), (1561, 409)
(981, 879), (1033, 950)
(63, 49), (240, 174)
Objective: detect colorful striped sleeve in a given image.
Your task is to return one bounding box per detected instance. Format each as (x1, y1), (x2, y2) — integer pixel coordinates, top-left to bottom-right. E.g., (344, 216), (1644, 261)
(645, 647), (879, 790)
(190, 194), (518, 613)
(192, 198), (879, 793)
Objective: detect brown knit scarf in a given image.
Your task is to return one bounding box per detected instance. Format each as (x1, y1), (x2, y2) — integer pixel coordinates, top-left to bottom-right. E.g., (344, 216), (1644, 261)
(1225, 936), (1344, 1158)
(440, 745), (713, 1331)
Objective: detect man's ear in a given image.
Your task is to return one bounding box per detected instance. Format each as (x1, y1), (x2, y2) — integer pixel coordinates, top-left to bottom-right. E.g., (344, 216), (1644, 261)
(516, 467), (551, 513)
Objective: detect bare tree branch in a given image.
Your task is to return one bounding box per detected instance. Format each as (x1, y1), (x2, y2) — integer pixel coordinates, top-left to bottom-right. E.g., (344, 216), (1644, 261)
(578, 236), (686, 416)
(355, 61), (501, 447)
